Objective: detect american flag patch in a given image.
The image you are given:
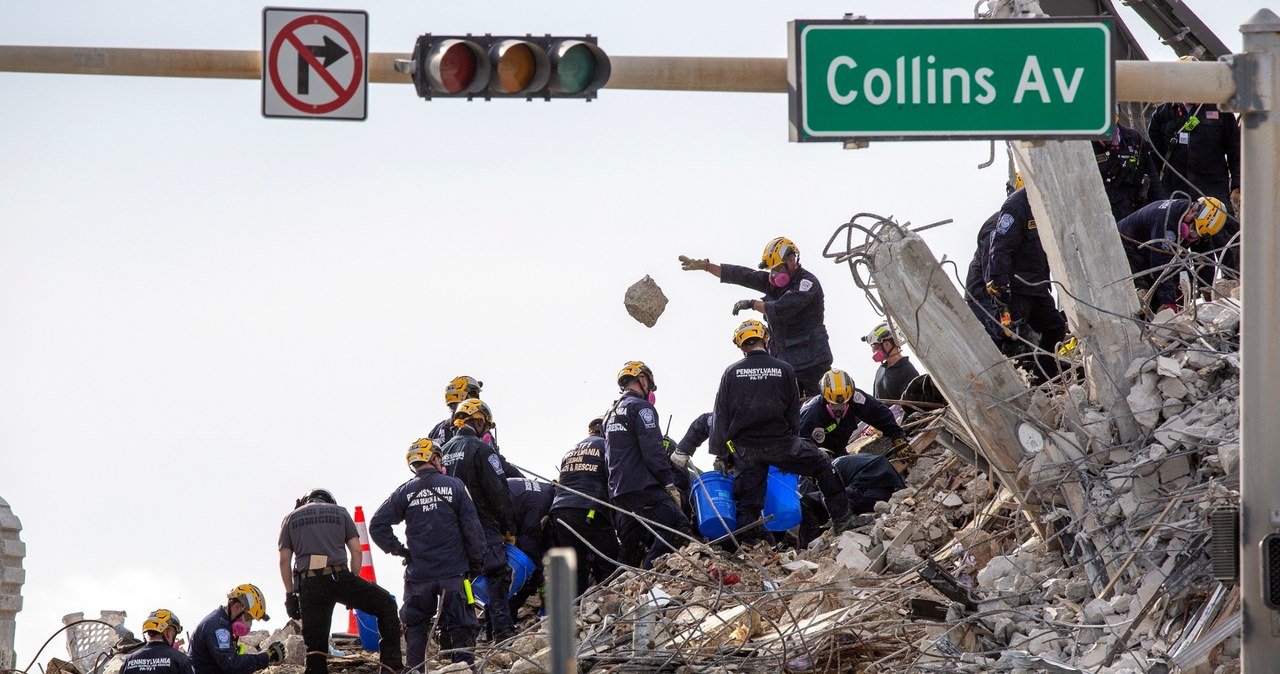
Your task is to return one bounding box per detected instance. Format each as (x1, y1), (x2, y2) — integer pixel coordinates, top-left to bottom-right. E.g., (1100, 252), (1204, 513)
(1206, 111), (1219, 120)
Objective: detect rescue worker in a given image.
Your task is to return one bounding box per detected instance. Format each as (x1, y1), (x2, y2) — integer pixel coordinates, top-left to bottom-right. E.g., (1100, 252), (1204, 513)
(800, 369), (909, 456)
(984, 187), (1067, 385)
(1117, 196), (1226, 314)
(427, 375), (481, 444)
(861, 323), (920, 402)
(439, 399), (519, 642)
(190, 585), (281, 674)
(277, 488), (401, 674)
(371, 439), (486, 671)
(797, 453), (905, 548)
(548, 415), (619, 595)
(605, 361), (689, 568)
(710, 320), (857, 540)
(121, 610), (194, 674)
(1094, 121), (1166, 222)
(965, 210), (1006, 344)
(429, 377), (524, 478)
(506, 477), (555, 616)
(1149, 71), (1242, 272)
(679, 237), (834, 397)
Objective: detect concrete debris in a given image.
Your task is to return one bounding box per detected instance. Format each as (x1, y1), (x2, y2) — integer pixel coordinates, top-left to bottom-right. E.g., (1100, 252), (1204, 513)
(623, 275), (668, 327)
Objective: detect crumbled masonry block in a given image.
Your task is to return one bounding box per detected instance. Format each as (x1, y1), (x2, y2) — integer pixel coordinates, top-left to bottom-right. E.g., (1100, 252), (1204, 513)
(623, 275), (668, 327)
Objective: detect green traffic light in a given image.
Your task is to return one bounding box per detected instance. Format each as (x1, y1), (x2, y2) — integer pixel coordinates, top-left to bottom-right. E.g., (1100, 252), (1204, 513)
(555, 43), (596, 94)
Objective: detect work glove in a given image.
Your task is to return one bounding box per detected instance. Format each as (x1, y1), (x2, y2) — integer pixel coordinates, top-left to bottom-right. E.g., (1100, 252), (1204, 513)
(811, 427), (826, 444)
(284, 592), (301, 621)
(712, 456), (730, 474)
(1230, 188), (1241, 215)
(889, 436), (911, 458)
(678, 255), (709, 271)
(985, 281), (1010, 306)
(467, 561), (484, 581)
(670, 451), (692, 469)
(393, 548), (411, 566)
(732, 299), (756, 315)
(502, 532), (518, 545)
(664, 484), (682, 507)
(266, 641), (285, 664)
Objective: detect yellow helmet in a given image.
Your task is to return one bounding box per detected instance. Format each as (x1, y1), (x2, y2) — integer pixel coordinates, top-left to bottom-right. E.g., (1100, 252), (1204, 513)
(759, 236), (798, 270)
(616, 361), (656, 391)
(227, 584), (269, 621)
(452, 398), (494, 429)
(142, 609), (182, 636)
(407, 437), (441, 466)
(444, 376), (482, 406)
(1191, 196), (1226, 237)
(820, 369), (855, 406)
(732, 319), (769, 348)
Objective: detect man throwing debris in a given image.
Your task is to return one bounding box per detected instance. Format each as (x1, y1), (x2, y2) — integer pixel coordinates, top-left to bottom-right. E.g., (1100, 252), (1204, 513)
(277, 488), (402, 674)
(371, 439), (486, 671)
(710, 320), (857, 541)
(679, 237), (833, 397)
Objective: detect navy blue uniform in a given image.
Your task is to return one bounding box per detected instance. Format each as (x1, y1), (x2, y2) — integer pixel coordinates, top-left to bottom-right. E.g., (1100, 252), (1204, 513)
(674, 412), (715, 457)
(1149, 102), (1241, 272)
(189, 608), (268, 674)
(549, 433), (619, 594)
(121, 640), (195, 674)
(1095, 125), (1166, 222)
(605, 390), (687, 568)
(872, 357), (919, 402)
(1117, 199), (1194, 309)
(798, 454), (905, 547)
(965, 212), (1005, 342)
(429, 422), (525, 479)
(439, 426), (517, 636)
(985, 188), (1066, 381)
(798, 389), (904, 455)
(719, 263), (833, 396)
(370, 465), (485, 669)
(506, 478), (555, 613)
(710, 349), (850, 540)
(427, 417), (454, 445)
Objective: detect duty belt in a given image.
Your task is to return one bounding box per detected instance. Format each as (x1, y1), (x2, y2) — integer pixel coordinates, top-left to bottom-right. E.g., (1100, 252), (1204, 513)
(300, 564), (349, 578)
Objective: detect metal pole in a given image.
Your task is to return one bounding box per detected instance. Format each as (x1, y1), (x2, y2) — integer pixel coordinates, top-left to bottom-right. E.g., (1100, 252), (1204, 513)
(0, 45), (1236, 101)
(546, 548), (577, 674)
(1238, 9), (1280, 671)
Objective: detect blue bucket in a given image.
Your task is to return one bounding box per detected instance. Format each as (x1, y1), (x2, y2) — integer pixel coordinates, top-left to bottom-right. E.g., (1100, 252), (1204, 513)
(692, 471), (737, 538)
(763, 466), (801, 531)
(354, 593), (393, 652)
(469, 543), (536, 605)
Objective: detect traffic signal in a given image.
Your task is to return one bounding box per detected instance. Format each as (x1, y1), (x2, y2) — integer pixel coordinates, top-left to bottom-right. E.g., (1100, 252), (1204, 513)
(406, 34), (611, 101)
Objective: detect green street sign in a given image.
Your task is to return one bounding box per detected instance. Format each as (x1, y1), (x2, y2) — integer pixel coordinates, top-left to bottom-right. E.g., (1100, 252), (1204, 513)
(788, 19), (1114, 141)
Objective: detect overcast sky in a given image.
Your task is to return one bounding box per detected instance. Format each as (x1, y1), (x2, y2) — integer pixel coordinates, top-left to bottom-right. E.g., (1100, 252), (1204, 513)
(0, 0), (1253, 665)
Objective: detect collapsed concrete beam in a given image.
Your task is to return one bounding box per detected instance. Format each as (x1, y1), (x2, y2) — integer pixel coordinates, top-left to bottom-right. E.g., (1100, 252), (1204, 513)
(0, 497), (24, 672)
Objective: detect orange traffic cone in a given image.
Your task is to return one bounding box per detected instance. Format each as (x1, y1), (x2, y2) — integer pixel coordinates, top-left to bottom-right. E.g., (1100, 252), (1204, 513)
(347, 505), (378, 634)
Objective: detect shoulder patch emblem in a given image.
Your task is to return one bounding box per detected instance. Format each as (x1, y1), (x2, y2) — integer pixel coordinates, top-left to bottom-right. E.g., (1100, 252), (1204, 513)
(1205, 110), (1219, 120)
(798, 279), (813, 292)
(487, 454), (504, 475)
(639, 407), (657, 428)
(995, 213), (1015, 235)
(215, 628), (232, 650)
(853, 391), (866, 405)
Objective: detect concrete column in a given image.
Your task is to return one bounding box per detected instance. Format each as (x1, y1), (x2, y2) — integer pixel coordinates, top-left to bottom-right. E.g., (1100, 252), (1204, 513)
(0, 497), (25, 671)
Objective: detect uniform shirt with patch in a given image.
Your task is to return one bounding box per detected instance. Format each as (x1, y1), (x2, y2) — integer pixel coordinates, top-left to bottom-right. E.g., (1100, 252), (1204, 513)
(277, 501), (358, 572)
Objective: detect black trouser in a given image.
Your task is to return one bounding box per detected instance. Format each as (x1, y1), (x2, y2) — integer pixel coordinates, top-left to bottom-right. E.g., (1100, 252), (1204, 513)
(798, 486), (896, 548)
(733, 437), (851, 539)
(613, 488), (687, 569)
(1007, 293), (1067, 384)
(479, 527), (515, 637)
(299, 570), (401, 674)
(793, 363), (830, 399)
(401, 576), (477, 669)
(548, 507), (619, 595)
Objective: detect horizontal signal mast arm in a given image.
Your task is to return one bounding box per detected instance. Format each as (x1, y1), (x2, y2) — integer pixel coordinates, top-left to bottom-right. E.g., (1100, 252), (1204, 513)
(0, 45), (1236, 104)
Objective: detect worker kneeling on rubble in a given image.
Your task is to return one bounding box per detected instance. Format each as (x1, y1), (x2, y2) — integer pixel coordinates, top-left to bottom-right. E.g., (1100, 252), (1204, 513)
(122, 610), (194, 674)
(1117, 196), (1226, 316)
(798, 453), (906, 548)
(371, 439), (486, 670)
(190, 584), (282, 674)
(801, 368), (909, 457)
(605, 361), (690, 569)
(278, 488), (402, 674)
(711, 320), (858, 541)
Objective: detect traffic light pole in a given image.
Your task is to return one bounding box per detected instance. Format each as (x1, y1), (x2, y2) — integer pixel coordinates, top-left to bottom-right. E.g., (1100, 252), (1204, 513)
(0, 44), (1235, 100)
